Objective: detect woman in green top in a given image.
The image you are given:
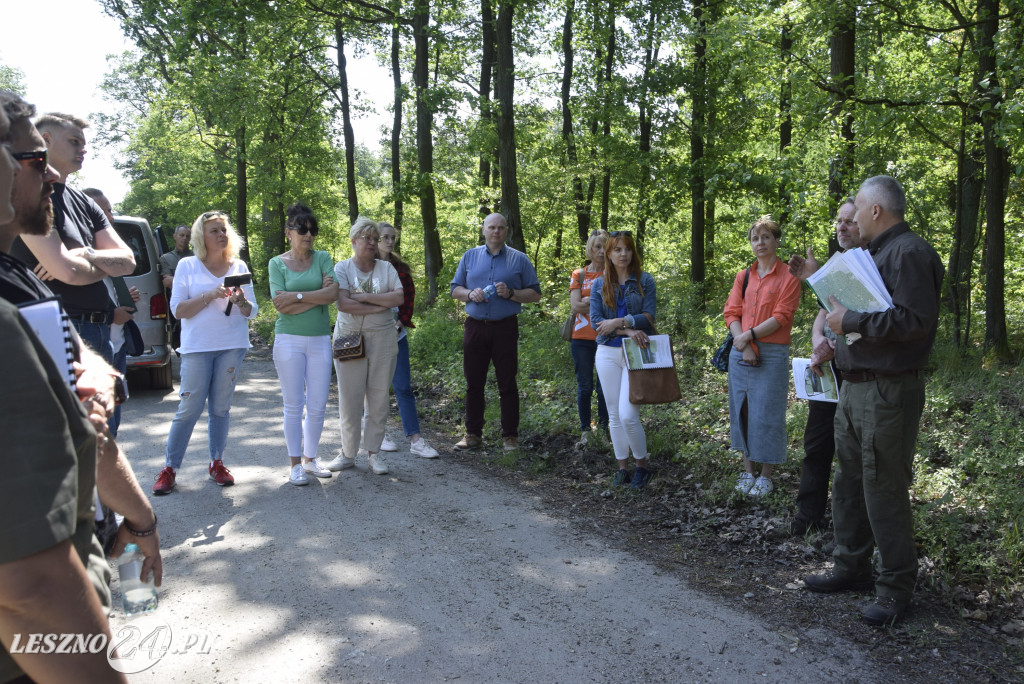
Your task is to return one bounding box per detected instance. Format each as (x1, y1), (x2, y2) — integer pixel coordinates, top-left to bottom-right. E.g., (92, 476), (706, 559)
(269, 203), (339, 486)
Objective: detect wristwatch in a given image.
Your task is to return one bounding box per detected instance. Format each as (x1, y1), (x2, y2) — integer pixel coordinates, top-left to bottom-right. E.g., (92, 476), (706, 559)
(296, 292), (304, 301)
(83, 246), (97, 262)
(110, 372), (129, 405)
(506, 288), (515, 300)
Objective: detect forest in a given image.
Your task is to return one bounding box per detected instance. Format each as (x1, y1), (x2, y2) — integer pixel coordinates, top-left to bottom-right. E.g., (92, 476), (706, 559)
(5, 0), (1024, 644)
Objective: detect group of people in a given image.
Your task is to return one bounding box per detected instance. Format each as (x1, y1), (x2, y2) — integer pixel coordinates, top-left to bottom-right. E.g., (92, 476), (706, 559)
(562, 179), (942, 627)
(1, 90), (162, 683)
(0, 79), (944, 684)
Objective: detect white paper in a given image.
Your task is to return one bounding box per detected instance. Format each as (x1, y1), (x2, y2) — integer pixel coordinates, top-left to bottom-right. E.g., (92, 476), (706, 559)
(792, 357), (839, 403)
(622, 335), (674, 370)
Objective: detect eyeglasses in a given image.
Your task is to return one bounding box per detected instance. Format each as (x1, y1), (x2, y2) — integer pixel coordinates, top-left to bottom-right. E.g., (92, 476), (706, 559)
(609, 231), (633, 238)
(12, 150), (48, 173)
(288, 225), (318, 236)
(358, 234), (379, 244)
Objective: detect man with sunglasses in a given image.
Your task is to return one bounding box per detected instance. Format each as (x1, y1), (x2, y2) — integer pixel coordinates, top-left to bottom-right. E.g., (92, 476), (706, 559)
(0, 90), (162, 684)
(10, 112), (135, 365)
(450, 212), (541, 452)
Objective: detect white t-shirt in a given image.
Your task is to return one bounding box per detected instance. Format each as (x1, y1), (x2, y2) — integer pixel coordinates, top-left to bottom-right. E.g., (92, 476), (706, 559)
(170, 256), (258, 354)
(334, 258), (402, 334)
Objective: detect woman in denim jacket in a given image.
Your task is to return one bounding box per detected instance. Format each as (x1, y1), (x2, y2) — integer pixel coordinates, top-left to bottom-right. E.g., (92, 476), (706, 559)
(589, 232), (657, 489)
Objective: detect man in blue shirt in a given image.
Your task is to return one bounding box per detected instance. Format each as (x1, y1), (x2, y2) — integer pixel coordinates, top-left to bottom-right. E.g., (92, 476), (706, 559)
(450, 213), (541, 451)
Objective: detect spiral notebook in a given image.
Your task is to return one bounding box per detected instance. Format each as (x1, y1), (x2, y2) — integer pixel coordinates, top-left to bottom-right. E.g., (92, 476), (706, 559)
(16, 296), (77, 391)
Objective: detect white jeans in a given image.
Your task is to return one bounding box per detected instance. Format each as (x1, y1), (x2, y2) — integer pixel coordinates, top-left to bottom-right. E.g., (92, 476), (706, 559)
(595, 344), (648, 463)
(273, 333), (333, 460)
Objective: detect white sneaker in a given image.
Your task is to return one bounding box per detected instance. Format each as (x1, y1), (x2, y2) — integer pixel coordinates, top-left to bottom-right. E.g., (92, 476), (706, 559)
(302, 458), (332, 478)
(289, 464), (309, 486)
(749, 476), (774, 497)
(368, 454), (389, 475)
(326, 453), (355, 471)
(735, 472), (755, 494)
(410, 438), (439, 459)
(380, 435), (398, 452)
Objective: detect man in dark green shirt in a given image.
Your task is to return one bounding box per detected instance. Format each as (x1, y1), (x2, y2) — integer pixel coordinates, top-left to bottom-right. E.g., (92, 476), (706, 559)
(803, 175), (944, 626)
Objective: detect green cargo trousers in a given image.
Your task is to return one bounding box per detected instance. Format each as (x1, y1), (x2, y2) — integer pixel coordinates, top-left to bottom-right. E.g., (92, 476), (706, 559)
(831, 373), (925, 602)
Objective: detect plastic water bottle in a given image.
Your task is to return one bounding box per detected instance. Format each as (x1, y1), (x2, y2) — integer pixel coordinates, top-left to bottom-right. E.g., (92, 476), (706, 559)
(118, 543), (158, 616)
(482, 283), (497, 301)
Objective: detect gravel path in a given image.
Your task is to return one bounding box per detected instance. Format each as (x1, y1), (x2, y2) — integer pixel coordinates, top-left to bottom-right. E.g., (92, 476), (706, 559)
(111, 358), (881, 683)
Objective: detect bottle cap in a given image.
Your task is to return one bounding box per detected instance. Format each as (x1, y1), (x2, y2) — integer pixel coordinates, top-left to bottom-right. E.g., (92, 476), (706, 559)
(124, 543), (139, 554)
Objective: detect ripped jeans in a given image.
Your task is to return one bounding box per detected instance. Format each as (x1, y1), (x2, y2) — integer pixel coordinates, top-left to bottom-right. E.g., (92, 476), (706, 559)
(164, 347), (247, 469)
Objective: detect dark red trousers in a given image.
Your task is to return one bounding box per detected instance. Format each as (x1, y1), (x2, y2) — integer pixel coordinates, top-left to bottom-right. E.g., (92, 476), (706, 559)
(463, 316), (519, 438)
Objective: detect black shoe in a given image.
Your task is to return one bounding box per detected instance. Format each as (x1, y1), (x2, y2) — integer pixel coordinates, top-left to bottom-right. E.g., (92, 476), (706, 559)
(861, 595), (909, 626)
(629, 467), (652, 490)
(803, 572), (874, 593)
(611, 469), (632, 486)
(791, 516), (824, 537)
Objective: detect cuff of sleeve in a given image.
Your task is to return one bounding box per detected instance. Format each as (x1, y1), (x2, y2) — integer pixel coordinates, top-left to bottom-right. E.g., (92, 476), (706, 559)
(624, 314), (635, 328)
(841, 310), (860, 334)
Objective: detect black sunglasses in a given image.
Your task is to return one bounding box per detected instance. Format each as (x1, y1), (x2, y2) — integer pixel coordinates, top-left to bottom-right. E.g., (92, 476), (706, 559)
(288, 225), (318, 236)
(202, 210), (227, 221)
(609, 231), (633, 238)
(12, 150), (48, 173)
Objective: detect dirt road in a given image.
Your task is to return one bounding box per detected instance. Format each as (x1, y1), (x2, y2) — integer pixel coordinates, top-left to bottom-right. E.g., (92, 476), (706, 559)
(111, 357), (880, 682)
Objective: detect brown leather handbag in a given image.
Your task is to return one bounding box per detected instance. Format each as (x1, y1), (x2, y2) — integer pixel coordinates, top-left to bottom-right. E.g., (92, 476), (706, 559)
(333, 332), (365, 361)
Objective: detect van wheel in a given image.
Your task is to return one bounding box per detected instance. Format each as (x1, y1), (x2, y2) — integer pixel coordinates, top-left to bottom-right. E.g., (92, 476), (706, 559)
(151, 363), (173, 390)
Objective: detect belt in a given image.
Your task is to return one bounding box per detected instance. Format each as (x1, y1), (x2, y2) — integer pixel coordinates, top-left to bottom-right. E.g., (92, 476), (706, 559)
(840, 370), (919, 383)
(468, 315), (517, 325)
(68, 311), (111, 325)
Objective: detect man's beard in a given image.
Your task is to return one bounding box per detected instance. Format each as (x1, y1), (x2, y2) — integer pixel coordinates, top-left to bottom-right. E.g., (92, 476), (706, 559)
(22, 202), (54, 236)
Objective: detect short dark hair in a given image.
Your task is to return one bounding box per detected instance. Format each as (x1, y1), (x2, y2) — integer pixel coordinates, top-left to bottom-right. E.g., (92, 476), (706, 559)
(82, 187), (104, 200)
(0, 90), (36, 143)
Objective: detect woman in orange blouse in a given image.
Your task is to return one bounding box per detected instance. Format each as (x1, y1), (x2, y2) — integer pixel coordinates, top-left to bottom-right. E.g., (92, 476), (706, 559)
(723, 216), (802, 497)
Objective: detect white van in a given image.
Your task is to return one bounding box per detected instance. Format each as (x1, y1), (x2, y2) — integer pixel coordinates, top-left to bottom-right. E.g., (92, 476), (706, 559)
(112, 216), (173, 388)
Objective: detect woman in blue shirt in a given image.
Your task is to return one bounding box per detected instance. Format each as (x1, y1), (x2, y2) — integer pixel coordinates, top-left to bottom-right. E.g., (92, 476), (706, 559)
(590, 232), (657, 489)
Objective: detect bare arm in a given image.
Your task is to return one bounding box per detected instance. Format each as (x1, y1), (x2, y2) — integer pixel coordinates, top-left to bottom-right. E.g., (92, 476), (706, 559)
(337, 287), (402, 314)
(273, 275), (338, 314)
(93, 425), (162, 586)
(86, 227), (136, 276)
(570, 288), (590, 314)
(174, 285), (228, 319)
(350, 289), (404, 307)
(0, 541), (127, 684)
(21, 231), (106, 285)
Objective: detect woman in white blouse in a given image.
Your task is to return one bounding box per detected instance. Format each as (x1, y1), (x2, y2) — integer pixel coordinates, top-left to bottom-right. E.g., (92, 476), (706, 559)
(152, 210), (257, 494)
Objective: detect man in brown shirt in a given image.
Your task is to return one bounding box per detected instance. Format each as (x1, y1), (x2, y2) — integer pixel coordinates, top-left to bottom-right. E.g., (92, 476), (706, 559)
(803, 175), (943, 626)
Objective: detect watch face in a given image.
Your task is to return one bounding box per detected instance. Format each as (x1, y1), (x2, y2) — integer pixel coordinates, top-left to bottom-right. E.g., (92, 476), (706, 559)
(296, 293), (303, 300)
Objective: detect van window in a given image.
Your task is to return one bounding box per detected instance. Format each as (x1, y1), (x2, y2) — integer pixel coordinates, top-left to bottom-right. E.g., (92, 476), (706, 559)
(113, 221), (153, 277)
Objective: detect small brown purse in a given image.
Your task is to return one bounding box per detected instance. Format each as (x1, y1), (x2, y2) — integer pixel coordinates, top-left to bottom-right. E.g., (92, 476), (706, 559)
(333, 333), (365, 361)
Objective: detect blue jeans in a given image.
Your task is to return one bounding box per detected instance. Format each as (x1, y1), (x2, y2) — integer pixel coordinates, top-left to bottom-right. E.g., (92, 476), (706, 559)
(164, 348), (246, 469)
(570, 339), (608, 431)
(392, 336), (421, 436)
(73, 319), (114, 364)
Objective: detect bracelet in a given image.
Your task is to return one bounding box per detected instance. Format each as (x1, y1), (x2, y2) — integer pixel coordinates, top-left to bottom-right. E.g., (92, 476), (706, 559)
(201, 292), (208, 305)
(124, 514), (158, 537)
(749, 327), (757, 340)
(506, 288), (515, 300)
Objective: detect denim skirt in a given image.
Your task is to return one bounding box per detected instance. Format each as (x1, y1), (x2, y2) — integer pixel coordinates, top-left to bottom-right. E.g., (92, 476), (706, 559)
(728, 342), (790, 464)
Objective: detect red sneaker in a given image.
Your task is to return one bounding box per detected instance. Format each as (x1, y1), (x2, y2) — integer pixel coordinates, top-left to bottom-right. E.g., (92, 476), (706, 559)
(208, 460), (234, 486)
(153, 466), (176, 495)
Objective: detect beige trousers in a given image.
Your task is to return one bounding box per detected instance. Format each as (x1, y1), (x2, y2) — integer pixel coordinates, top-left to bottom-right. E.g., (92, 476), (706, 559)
(335, 327), (398, 460)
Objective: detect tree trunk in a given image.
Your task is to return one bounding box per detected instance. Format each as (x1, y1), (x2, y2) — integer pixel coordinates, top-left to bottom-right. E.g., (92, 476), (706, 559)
(560, 0), (591, 244)
(336, 22), (359, 224)
(414, 0), (443, 304)
(689, 0), (707, 309)
(948, 120), (983, 348)
(977, 0), (1009, 357)
(599, 5), (615, 234)
(480, 0), (496, 188)
(636, 8), (659, 250)
(827, 2), (856, 253)
(234, 125), (250, 267)
(778, 20), (792, 225)
(495, 1), (525, 253)
(704, 80), (717, 269)
(390, 23), (404, 241)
